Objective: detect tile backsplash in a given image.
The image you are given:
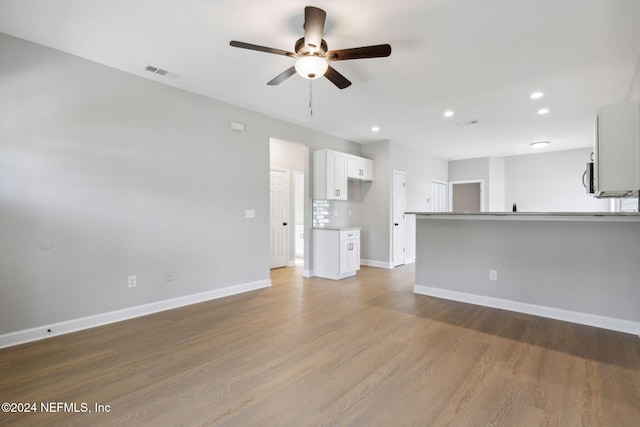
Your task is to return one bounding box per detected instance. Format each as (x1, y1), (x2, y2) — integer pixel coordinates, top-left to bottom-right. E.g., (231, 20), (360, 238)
(620, 197), (639, 212)
(313, 200), (336, 228)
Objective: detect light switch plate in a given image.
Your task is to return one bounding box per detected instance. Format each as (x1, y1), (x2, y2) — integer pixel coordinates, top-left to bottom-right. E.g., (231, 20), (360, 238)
(245, 209), (256, 219)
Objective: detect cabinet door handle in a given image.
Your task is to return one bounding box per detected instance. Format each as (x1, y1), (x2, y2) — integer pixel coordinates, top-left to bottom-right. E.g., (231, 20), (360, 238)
(283, 222), (288, 226)
(394, 223), (399, 226)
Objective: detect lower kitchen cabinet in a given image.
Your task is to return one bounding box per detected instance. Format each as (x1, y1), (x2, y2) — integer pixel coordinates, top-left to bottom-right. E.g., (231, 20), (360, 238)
(313, 228), (360, 280)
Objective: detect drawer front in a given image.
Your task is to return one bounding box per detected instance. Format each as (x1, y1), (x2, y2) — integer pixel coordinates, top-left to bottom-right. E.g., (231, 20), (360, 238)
(340, 230), (360, 240)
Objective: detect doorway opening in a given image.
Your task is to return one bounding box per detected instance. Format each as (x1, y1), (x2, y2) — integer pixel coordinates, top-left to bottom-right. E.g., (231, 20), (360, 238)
(269, 138), (309, 272)
(450, 180), (484, 212)
(269, 168), (289, 269)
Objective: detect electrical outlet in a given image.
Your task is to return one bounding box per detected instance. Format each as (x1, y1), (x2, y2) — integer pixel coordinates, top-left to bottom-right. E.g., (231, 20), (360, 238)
(489, 270), (498, 281)
(165, 272), (174, 282)
(128, 275), (137, 288)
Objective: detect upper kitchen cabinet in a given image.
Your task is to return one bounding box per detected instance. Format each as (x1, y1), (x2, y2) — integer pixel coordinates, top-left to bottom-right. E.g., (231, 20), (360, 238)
(314, 149), (347, 200)
(347, 155), (374, 181)
(595, 101), (640, 197)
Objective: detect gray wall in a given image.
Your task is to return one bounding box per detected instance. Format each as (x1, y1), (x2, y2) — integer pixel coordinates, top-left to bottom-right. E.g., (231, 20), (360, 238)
(488, 157), (505, 210)
(449, 148), (610, 212)
(448, 157), (491, 210)
(505, 148), (610, 212)
(451, 183), (481, 212)
(628, 52), (640, 101)
(415, 217), (640, 324)
(0, 34), (357, 335)
(351, 140), (449, 266)
(390, 142), (448, 261)
(360, 141), (391, 265)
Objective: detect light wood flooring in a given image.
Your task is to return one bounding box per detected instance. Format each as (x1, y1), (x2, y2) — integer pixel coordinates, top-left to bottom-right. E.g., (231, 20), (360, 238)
(1, 265), (639, 426)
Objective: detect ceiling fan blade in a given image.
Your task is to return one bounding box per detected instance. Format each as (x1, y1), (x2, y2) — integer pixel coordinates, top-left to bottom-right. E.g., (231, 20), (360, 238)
(326, 44), (392, 61)
(324, 65), (351, 89)
(303, 6), (326, 52)
(230, 41), (295, 57)
(267, 66), (297, 86)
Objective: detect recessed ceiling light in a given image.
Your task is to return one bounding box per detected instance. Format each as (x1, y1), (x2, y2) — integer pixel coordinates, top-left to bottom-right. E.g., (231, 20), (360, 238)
(443, 110), (454, 117)
(537, 108), (550, 115)
(530, 141), (550, 149)
(371, 126), (380, 132)
(530, 91), (544, 99)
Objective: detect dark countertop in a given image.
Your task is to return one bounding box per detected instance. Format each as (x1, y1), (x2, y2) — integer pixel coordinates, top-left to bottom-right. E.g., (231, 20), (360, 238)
(408, 212), (640, 221)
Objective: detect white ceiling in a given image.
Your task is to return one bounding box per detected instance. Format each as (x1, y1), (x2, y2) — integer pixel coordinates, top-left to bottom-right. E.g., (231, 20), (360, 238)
(1, 0), (639, 159)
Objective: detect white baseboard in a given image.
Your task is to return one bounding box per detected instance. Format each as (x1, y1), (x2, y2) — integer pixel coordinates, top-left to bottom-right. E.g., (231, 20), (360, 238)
(302, 269), (314, 278)
(361, 259), (394, 269)
(414, 285), (640, 337)
(0, 279), (272, 349)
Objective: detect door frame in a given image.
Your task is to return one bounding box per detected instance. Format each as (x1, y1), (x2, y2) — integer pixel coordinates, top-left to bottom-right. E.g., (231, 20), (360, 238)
(392, 170), (407, 267)
(293, 170), (305, 261)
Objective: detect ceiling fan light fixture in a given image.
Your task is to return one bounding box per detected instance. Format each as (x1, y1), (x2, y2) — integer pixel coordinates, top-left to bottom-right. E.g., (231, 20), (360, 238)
(295, 56), (328, 79)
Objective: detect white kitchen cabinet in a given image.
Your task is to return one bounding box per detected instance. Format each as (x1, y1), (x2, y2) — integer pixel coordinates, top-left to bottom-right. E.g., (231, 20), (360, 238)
(313, 149), (347, 200)
(347, 155), (374, 181)
(595, 101), (640, 197)
(313, 228), (360, 280)
(339, 233), (360, 274)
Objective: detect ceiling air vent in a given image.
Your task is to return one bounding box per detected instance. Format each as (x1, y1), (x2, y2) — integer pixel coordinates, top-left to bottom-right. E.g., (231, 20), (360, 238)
(455, 119), (479, 127)
(144, 65), (181, 80)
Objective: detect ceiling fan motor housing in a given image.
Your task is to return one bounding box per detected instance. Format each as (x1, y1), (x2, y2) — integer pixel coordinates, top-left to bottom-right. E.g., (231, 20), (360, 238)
(295, 37), (328, 57)
(229, 6), (390, 89)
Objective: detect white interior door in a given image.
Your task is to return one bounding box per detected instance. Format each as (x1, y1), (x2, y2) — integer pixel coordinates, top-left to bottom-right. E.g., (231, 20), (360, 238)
(431, 180), (449, 212)
(270, 169), (289, 269)
(293, 171), (304, 259)
(393, 170), (406, 267)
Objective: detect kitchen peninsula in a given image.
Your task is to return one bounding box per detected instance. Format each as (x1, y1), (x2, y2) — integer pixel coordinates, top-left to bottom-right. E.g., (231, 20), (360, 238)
(410, 212), (640, 336)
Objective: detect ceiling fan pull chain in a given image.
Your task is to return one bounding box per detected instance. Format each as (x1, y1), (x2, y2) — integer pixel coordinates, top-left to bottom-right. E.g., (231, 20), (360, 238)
(309, 80), (313, 116)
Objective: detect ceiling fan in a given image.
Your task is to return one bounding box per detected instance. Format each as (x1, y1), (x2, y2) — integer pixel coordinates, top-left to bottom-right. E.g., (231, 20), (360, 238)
(229, 6), (391, 89)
